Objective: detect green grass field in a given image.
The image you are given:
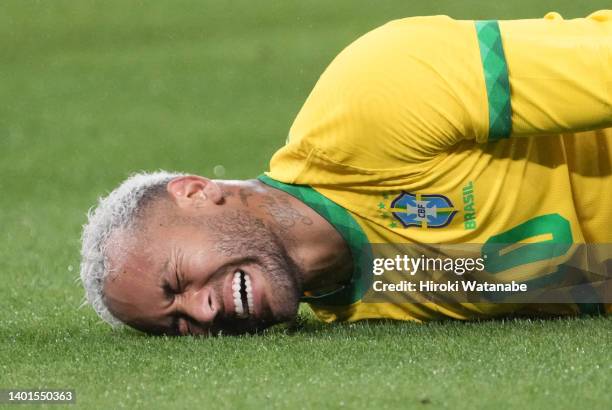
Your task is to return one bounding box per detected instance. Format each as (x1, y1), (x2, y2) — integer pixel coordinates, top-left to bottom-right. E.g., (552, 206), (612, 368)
(1, 1), (611, 408)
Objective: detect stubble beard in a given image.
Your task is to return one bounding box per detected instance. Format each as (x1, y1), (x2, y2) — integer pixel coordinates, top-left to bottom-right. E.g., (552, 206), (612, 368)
(203, 210), (303, 333)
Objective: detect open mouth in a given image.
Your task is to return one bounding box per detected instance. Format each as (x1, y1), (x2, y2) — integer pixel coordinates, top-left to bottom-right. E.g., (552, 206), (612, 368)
(232, 271), (253, 318)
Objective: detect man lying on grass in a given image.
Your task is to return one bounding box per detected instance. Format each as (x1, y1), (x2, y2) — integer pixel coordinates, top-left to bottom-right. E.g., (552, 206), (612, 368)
(80, 11), (612, 336)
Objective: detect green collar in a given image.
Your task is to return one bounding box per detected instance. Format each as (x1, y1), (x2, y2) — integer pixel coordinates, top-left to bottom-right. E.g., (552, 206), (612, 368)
(257, 174), (372, 306)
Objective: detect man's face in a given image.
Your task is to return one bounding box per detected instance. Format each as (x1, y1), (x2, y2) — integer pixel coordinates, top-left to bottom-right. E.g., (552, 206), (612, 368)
(103, 207), (302, 336)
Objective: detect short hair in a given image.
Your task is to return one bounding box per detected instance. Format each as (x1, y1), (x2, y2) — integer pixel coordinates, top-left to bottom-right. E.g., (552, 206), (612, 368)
(79, 170), (185, 326)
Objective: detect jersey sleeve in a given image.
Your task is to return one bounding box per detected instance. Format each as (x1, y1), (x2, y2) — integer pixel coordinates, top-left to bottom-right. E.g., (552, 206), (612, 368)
(285, 11), (612, 168)
(500, 10), (612, 140)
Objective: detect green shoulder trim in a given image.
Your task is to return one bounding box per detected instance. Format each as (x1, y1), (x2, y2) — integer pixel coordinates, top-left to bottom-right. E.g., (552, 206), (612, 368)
(475, 20), (513, 141)
(257, 174), (372, 306)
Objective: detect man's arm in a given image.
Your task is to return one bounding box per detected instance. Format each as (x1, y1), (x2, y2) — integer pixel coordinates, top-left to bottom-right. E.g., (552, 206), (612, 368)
(286, 11), (612, 167)
(500, 10), (611, 140)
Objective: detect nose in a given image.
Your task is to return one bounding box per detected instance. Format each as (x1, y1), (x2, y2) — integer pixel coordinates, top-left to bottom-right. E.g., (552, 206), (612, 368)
(182, 287), (219, 332)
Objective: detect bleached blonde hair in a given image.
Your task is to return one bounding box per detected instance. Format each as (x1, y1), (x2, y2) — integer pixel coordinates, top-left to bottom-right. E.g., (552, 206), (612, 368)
(79, 170), (185, 326)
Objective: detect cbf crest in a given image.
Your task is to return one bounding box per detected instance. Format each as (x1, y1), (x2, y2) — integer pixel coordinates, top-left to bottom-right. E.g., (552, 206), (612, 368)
(379, 192), (457, 229)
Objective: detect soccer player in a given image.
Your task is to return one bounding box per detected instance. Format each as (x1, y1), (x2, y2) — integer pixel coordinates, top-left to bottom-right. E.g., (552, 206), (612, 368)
(80, 11), (611, 335)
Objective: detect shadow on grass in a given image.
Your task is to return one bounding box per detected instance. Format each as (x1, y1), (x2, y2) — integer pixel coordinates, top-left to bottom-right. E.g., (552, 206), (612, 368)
(95, 308), (610, 342)
(3, 307), (608, 347)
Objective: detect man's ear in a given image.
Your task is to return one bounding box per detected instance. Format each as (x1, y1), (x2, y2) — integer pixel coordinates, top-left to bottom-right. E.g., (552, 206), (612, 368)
(166, 176), (223, 208)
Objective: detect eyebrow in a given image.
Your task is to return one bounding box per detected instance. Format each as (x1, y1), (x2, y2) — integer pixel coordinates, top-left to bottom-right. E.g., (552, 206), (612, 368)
(157, 258), (174, 295)
(151, 257), (179, 334)
(158, 258), (171, 281)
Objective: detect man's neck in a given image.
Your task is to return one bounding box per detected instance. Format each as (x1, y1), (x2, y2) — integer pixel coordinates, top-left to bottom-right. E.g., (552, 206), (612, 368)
(216, 179), (353, 293)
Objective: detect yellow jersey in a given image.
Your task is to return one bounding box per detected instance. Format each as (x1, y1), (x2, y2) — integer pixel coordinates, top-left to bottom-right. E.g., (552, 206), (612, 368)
(260, 11), (612, 322)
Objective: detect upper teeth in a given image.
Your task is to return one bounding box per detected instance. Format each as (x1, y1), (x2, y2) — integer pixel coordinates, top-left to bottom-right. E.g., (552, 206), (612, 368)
(232, 271), (253, 318)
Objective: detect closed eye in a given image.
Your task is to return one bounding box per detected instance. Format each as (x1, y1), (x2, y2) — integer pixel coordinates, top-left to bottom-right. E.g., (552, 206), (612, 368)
(161, 267), (182, 299)
(162, 282), (175, 300)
